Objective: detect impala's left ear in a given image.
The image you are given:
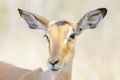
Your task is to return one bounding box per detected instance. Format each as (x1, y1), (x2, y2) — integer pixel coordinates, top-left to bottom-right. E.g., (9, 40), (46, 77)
(76, 8), (107, 35)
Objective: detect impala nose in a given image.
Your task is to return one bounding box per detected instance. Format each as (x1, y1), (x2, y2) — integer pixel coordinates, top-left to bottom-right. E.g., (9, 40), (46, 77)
(49, 59), (60, 66)
(48, 59), (60, 71)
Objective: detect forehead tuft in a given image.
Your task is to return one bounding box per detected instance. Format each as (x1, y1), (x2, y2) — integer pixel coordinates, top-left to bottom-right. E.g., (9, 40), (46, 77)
(48, 20), (76, 34)
(54, 21), (70, 26)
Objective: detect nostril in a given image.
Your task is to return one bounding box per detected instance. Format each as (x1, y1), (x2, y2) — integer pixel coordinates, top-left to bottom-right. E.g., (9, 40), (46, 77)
(49, 59), (60, 66)
(54, 59), (59, 64)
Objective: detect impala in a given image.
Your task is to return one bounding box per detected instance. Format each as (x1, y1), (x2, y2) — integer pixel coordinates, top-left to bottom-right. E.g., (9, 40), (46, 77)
(0, 8), (107, 80)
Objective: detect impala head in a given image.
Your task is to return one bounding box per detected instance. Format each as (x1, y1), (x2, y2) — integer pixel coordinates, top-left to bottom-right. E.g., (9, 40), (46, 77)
(18, 8), (107, 72)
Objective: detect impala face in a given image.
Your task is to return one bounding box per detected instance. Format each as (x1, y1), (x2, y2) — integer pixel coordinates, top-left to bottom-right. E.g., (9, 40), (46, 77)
(46, 21), (76, 72)
(18, 8), (107, 72)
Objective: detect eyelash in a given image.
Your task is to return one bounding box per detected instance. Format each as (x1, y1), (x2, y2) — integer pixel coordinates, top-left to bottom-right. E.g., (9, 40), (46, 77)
(44, 33), (76, 42)
(44, 35), (50, 42)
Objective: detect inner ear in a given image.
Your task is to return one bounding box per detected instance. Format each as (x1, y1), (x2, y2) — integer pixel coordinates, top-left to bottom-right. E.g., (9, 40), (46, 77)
(18, 8), (49, 30)
(76, 8), (107, 35)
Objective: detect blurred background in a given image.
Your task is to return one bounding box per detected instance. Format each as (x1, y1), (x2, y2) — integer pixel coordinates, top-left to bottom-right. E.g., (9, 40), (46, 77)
(0, 0), (120, 80)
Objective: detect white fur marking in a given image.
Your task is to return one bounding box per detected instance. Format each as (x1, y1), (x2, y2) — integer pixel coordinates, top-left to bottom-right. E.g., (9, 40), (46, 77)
(64, 27), (73, 44)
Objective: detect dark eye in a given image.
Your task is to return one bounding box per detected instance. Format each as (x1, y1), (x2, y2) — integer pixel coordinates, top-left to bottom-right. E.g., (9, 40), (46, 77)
(70, 34), (75, 39)
(69, 33), (76, 40)
(79, 28), (83, 31)
(44, 35), (50, 42)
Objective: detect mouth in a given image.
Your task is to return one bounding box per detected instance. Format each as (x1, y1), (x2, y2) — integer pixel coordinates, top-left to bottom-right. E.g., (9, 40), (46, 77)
(51, 68), (60, 71)
(48, 63), (64, 72)
(48, 65), (61, 72)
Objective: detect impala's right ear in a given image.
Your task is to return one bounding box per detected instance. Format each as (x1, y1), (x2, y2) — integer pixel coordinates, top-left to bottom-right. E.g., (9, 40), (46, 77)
(18, 8), (49, 30)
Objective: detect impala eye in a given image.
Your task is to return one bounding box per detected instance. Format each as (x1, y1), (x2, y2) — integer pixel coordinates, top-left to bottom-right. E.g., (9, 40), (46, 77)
(68, 33), (76, 41)
(70, 33), (75, 39)
(44, 35), (50, 42)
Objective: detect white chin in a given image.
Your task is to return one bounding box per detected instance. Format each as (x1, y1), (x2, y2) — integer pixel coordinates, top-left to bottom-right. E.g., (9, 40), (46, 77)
(48, 66), (62, 72)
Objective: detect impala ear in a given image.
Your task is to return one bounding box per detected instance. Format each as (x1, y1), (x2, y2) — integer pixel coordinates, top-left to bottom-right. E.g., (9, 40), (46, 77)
(18, 8), (49, 30)
(76, 8), (107, 35)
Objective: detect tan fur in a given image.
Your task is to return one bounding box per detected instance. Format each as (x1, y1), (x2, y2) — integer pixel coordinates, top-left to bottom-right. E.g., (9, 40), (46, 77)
(0, 62), (55, 80)
(34, 14), (49, 27)
(47, 22), (76, 80)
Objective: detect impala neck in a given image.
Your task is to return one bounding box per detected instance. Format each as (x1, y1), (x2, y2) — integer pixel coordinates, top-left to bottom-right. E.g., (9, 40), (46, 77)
(55, 64), (72, 80)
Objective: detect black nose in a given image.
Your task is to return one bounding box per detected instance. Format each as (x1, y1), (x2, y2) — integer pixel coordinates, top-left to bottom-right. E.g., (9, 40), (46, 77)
(49, 59), (60, 66)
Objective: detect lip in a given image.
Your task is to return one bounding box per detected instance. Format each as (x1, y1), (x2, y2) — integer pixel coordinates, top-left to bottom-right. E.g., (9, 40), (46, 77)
(51, 68), (60, 71)
(48, 64), (63, 72)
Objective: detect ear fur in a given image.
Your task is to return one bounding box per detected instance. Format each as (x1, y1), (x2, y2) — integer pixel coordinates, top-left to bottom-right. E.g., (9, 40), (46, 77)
(76, 8), (107, 35)
(18, 8), (49, 30)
